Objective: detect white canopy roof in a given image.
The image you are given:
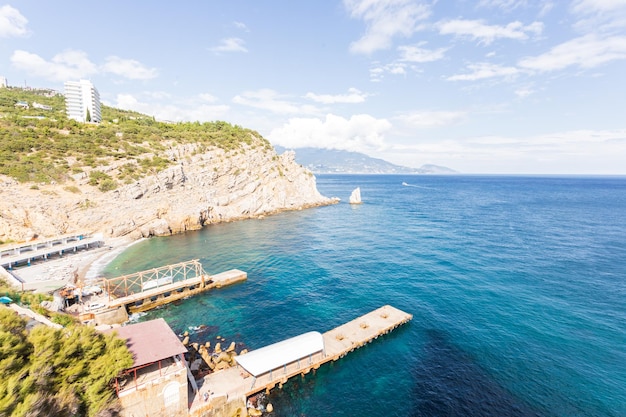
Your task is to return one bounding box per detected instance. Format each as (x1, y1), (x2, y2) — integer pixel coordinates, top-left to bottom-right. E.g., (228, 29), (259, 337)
(235, 331), (324, 377)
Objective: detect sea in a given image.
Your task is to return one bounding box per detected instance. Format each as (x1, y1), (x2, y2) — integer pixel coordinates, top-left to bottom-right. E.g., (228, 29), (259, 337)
(102, 175), (626, 417)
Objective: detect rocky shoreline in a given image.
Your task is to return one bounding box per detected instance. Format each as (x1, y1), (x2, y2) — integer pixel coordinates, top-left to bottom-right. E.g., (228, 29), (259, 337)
(0, 146), (338, 243)
(2, 145), (337, 292)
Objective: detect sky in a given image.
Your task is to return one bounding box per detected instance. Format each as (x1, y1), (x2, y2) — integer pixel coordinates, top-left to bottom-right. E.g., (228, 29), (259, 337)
(1, 0), (625, 174)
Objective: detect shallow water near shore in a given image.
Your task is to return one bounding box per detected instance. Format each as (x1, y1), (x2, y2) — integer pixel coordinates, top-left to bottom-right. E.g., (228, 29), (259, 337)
(103, 175), (626, 417)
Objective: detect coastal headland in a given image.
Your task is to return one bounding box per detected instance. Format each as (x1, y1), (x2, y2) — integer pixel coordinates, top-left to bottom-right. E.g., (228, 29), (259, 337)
(1, 144), (338, 291)
(0, 145), (337, 245)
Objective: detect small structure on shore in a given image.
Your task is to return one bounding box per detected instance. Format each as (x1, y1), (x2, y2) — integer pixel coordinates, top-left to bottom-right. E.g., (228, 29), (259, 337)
(105, 318), (193, 417)
(0, 233), (103, 270)
(349, 187), (362, 204)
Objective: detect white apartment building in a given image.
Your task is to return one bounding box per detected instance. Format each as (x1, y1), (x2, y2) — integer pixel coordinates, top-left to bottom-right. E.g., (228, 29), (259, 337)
(64, 79), (101, 123)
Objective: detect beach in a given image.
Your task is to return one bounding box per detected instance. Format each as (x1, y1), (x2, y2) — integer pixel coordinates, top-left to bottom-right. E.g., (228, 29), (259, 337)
(8, 236), (141, 293)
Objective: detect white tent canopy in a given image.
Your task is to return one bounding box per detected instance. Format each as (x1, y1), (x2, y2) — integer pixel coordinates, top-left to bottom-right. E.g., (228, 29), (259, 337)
(235, 331), (325, 377)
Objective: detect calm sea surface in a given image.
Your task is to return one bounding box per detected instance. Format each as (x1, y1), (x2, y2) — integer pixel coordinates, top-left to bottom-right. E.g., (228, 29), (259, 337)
(103, 175), (626, 417)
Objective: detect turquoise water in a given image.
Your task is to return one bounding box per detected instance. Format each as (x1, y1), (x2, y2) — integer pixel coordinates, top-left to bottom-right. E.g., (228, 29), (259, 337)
(103, 175), (626, 416)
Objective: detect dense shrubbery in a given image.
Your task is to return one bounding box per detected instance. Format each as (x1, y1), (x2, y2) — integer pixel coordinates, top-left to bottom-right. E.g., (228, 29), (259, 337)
(0, 278), (77, 325)
(0, 307), (133, 416)
(0, 87), (273, 185)
(0, 277), (51, 307)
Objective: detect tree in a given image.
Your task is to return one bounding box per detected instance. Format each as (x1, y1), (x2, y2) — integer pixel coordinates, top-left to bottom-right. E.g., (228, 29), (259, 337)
(0, 307), (133, 417)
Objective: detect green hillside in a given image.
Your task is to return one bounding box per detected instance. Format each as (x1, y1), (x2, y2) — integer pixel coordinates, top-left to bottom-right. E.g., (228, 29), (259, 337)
(0, 87), (272, 189)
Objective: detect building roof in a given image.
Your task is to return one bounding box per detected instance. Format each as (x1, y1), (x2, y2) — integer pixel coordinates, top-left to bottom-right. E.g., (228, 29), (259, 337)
(235, 331), (324, 377)
(108, 318), (187, 368)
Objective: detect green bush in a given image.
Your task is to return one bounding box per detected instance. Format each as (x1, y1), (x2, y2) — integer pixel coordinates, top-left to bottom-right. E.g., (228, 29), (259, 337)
(98, 178), (118, 192)
(88, 170), (111, 186)
(0, 87), (273, 185)
(64, 185), (81, 194)
(51, 312), (77, 327)
(31, 304), (49, 317)
(0, 308), (133, 416)
(17, 290), (52, 307)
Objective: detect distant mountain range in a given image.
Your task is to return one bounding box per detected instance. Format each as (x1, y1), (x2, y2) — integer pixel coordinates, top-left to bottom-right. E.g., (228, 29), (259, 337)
(274, 146), (457, 174)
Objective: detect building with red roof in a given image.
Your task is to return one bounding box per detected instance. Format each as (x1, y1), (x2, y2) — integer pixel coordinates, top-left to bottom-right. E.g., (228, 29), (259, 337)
(106, 318), (193, 417)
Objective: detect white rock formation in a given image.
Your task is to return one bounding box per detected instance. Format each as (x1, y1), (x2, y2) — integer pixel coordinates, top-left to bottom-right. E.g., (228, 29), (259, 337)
(0, 145), (338, 242)
(349, 187), (362, 204)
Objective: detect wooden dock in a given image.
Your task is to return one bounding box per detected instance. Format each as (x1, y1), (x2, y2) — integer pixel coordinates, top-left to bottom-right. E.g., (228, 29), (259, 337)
(190, 305), (412, 414)
(84, 261), (247, 321)
(107, 269), (247, 313)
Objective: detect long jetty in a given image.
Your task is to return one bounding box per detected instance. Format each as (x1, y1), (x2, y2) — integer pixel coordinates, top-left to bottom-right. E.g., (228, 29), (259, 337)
(190, 305), (412, 414)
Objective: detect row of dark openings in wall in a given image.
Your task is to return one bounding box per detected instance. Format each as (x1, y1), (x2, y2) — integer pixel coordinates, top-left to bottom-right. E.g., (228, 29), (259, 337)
(133, 284), (200, 307)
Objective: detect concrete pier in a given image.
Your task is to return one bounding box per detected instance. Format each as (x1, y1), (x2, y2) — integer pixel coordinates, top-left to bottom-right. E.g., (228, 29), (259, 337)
(82, 261), (247, 324)
(108, 269), (247, 314)
(189, 305), (412, 415)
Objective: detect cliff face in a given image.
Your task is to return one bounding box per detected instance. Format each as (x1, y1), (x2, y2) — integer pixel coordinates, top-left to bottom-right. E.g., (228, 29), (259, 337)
(0, 145), (337, 242)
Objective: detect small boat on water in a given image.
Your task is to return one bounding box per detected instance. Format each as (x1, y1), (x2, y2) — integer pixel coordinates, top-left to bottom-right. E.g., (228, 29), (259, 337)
(349, 187), (362, 204)
(402, 182), (408, 186)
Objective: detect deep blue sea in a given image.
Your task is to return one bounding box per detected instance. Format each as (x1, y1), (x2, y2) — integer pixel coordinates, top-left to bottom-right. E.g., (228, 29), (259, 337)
(103, 175), (626, 417)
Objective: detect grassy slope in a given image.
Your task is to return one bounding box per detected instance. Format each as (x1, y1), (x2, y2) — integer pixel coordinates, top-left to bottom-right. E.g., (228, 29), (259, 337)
(0, 87), (272, 189)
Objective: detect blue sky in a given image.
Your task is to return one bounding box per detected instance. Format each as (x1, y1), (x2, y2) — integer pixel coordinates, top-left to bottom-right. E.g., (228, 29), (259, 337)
(1, 1), (625, 174)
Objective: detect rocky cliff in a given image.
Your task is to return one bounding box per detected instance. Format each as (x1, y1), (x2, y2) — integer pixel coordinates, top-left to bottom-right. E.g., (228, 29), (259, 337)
(0, 145), (337, 243)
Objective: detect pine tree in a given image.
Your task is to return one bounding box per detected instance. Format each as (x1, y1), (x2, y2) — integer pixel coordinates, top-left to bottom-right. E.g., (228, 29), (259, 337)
(0, 307), (133, 416)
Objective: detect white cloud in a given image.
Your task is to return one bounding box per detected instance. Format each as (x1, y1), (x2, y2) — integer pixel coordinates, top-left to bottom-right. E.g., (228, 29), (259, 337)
(234, 21), (249, 31)
(514, 87), (534, 98)
(398, 43), (447, 62)
(386, 129), (626, 174)
(268, 113), (392, 152)
(304, 88), (368, 104)
(538, 2), (555, 18)
(570, 0), (626, 32)
(447, 62), (519, 81)
(10, 49), (98, 82)
(478, 0), (526, 10)
(370, 62), (408, 82)
(199, 93), (218, 102)
(395, 110), (467, 128)
(0, 5), (29, 37)
(102, 56), (158, 80)
(477, 0), (528, 11)
(144, 91), (171, 100)
(10, 49), (160, 82)
(388, 64), (408, 74)
(210, 37), (248, 53)
(369, 66), (385, 82)
(572, 0), (626, 14)
(437, 19), (543, 45)
(368, 41), (441, 82)
(115, 93), (230, 122)
(115, 93), (141, 110)
(466, 129), (626, 168)
(344, 0), (431, 54)
(518, 34), (626, 71)
(233, 89), (319, 115)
